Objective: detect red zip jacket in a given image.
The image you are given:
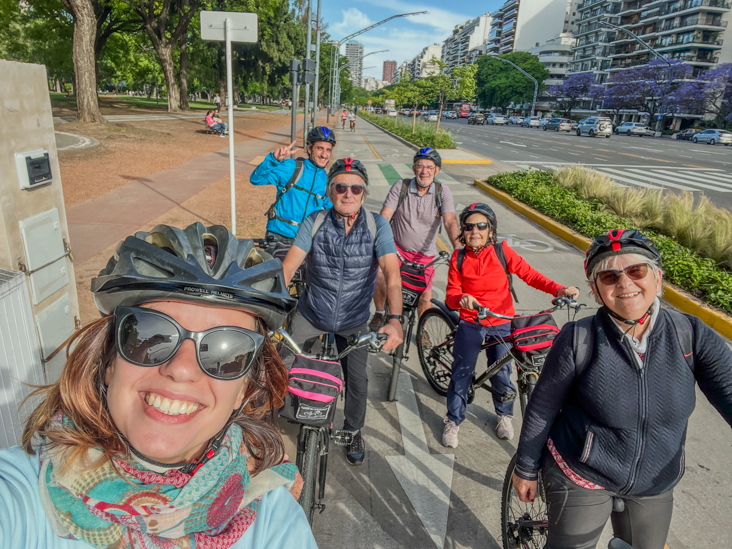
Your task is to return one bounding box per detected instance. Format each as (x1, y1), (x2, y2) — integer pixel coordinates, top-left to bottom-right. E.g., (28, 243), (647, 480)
(445, 242), (565, 326)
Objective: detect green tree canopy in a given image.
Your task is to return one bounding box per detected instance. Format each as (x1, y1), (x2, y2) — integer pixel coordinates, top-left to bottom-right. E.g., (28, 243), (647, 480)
(475, 52), (549, 110)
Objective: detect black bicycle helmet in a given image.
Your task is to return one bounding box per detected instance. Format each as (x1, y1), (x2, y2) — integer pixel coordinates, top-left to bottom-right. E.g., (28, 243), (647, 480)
(327, 157), (369, 185)
(460, 202), (497, 229)
(307, 126), (336, 147)
(91, 222), (295, 330)
(584, 229), (661, 278)
(413, 147), (442, 168)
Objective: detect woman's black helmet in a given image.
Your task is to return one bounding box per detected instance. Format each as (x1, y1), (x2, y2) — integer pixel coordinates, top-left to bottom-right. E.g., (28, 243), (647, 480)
(460, 202), (497, 229)
(91, 222), (295, 330)
(327, 157), (369, 185)
(307, 126), (336, 146)
(413, 147), (442, 168)
(584, 229), (661, 278)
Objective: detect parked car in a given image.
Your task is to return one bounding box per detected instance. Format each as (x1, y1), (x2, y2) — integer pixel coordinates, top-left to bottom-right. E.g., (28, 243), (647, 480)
(693, 128), (732, 145)
(486, 114), (507, 125)
(427, 114), (438, 122)
(521, 116), (541, 128)
(615, 122), (648, 136)
(539, 117), (553, 128)
(577, 117), (613, 138)
(388, 109), (397, 117)
(544, 118), (573, 132)
(467, 113), (486, 125)
(676, 128), (701, 140)
(447, 111), (458, 119)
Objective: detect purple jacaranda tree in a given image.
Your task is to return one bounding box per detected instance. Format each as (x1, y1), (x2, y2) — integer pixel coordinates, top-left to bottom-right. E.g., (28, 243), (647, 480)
(547, 73), (604, 116)
(668, 64), (732, 123)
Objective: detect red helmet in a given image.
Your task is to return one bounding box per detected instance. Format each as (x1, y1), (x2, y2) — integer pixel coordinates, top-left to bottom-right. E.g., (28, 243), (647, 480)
(584, 229), (661, 278)
(460, 202), (497, 229)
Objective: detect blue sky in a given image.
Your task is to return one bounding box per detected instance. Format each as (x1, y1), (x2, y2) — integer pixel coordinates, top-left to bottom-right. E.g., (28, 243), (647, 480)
(321, 0), (504, 82)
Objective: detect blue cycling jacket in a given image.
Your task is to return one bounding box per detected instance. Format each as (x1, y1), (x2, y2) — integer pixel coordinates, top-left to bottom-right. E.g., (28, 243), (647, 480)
(250, 153), (331, 239)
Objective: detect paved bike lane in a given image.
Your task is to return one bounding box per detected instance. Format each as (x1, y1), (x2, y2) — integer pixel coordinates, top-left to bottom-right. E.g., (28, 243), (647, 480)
(286, 118), (732, 549)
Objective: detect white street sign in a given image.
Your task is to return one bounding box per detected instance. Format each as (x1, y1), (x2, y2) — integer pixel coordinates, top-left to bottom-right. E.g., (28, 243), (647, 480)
(386, 372), (454, 549)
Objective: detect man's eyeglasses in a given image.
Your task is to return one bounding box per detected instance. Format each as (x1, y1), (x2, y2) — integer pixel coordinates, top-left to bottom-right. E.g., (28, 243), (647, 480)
(462, 222), (490, 232)
(414, 164), (436, 172)
(595, 263), (652, 286)
(333, 183), (365, 196)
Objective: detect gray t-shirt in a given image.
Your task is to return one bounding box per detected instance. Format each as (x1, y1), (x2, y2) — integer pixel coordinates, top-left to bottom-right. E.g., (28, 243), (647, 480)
(293, 209), (397, 257)
(383, 178), (455, 256)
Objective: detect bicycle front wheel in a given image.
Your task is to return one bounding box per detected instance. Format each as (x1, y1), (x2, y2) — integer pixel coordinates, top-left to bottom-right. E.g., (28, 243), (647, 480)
(501, 453), (548, 549)
(417, 308), (455, 396)
(299, 429), (320, 525)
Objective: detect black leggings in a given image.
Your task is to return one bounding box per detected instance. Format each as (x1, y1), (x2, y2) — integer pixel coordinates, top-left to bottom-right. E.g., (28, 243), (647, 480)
(542, 458), (674, 549)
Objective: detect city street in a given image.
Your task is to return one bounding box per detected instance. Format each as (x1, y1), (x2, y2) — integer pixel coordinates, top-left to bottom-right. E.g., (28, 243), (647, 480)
(438, 117), (732, 210)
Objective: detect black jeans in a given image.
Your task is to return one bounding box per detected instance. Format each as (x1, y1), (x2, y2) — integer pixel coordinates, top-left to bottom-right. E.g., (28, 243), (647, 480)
(286, 307), (370, 432)
(542, 456), (674, 549)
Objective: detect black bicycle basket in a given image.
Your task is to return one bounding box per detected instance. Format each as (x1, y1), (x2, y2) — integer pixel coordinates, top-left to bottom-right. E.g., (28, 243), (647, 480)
(400, 264), (428, 308)
(279, 355), (342, 427)
(510, 313), (560, 369)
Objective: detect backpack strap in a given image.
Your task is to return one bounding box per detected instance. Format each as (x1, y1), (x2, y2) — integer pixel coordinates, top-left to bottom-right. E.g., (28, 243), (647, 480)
(456, 247), (466, 272)
(663, 309), (695, 371)
(264, 158), (306, 226)
(390, 179), (411, 225)
(310, 210), (329, 239)
(494, 241), (519, 303)
(573, 315), (596, 377)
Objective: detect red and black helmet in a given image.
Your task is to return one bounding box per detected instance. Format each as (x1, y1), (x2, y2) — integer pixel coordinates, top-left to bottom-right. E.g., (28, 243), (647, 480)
(584, 229), (661, 277)
(327, 157), (369, 185)
(307, 126), (337, 146)
(460, 202), (497, 229)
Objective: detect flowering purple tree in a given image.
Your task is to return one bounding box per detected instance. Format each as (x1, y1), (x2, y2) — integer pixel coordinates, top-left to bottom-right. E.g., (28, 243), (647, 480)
(547, 73), (604, 116)
(668, 64), (732, 123)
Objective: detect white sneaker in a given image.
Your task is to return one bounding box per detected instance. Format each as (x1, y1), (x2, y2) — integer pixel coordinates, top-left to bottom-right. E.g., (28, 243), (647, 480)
(442, 418), (459, 448)
(496, 416), (514, 440)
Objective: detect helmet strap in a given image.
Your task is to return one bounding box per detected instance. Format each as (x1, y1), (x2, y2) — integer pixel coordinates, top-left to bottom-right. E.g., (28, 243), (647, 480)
(334, 208), (360, 228)
(600, 297), (655, 328)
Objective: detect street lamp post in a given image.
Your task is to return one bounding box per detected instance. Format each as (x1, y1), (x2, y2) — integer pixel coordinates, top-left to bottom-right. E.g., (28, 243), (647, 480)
(495, 57), (538, 117)
(328, 12), (426, 112)
(603, 21), (673, 134)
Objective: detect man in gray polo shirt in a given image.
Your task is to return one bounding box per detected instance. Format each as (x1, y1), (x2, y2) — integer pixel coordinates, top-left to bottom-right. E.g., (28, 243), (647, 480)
(370, 148), (461, 330)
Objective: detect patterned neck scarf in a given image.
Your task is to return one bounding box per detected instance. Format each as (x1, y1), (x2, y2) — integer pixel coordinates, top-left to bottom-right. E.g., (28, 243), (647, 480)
(38, 422), (300, 549)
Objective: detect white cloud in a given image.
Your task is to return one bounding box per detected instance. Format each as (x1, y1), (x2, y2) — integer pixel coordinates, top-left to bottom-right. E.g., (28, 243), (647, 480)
(332, 8), (373, 38)
(354, 0), (468, 35)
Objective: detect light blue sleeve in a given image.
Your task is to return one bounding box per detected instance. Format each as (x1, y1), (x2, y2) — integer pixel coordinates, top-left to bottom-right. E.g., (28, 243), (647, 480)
(249, 153), (296, 192)
(292, 212), (316, 254)
(232, 486), (318, 549)
(373, 214), (398, 258)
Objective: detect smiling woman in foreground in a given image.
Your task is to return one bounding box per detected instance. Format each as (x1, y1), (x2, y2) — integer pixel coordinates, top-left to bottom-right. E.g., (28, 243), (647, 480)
(0, 222), (318, 549)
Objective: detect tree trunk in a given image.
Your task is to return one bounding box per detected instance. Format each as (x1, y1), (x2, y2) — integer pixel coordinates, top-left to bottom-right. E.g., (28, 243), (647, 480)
(157, 45), (180, 112)
(65, 0), (104, 123)
(412, 109), (417, 134)
(435, 100), (443, 135)
(179, 33), (189, 110)
(219, 78), (226, 109)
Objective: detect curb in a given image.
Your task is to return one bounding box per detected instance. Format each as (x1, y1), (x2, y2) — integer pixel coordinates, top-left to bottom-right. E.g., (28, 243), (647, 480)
(473, 178), (732, 341)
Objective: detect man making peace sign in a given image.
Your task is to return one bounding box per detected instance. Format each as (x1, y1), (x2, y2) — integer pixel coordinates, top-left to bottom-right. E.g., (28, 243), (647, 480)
(251, 127), (337, 246)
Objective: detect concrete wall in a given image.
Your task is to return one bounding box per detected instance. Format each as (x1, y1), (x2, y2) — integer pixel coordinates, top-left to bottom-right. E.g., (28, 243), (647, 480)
(0, 59), (80, 379)
(515, 0), (571, 52)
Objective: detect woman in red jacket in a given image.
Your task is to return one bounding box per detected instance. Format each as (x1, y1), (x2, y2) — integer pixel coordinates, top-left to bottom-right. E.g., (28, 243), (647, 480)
(442, 203), (579, 447)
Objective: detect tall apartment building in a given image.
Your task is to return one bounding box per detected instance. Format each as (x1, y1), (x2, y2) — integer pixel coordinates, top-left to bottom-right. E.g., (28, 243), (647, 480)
(529, 33), (578, 110)
(487, 0), (581, 55)
(607, 0), (732, 76)
(407, 44), (443, 79)
(569, 0), (623, 83)
(382, 60), (397, 84)
(393, 60), (410, 83)
(344, 41), (364, 87)
(442, 14), (493, 72)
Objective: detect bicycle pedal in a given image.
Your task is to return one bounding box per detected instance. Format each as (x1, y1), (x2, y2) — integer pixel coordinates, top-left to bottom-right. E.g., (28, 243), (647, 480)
(332, 429), (353, 446)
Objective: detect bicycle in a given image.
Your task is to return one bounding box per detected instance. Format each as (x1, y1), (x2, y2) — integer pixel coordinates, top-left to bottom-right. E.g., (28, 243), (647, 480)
(253, 236), (306, 298)
(350, 118), (356, 132)
(277, 328), (387, 525)
(386, 250), (450, 401)
(341, 116), (346, 129)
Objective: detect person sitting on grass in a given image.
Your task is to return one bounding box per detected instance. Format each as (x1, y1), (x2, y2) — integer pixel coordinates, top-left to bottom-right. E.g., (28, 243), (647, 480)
(205, 110), (227, 137)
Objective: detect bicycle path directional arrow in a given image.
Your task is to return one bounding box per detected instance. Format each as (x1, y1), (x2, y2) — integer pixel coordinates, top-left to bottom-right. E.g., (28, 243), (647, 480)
(385, 372), (454, 549)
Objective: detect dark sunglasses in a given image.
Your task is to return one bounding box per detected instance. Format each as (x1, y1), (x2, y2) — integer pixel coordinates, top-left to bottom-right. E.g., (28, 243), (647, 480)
(114, 306), (264, 380)
(334, 183), (365, 196)
(596, 263), (652, 286)
(462, 222), (490, 232)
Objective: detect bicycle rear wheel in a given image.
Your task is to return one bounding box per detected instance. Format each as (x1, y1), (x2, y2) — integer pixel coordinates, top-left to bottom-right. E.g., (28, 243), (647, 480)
(501, 453), (548, 549)
(299, 429), (320, 525)
(417, 308), (455, 396)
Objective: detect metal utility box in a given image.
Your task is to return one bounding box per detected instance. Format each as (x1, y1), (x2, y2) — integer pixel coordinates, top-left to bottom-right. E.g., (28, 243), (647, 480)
(15, 149), (53, 190)
(19, 208), (69, 304)
(0, 269), (45, 449)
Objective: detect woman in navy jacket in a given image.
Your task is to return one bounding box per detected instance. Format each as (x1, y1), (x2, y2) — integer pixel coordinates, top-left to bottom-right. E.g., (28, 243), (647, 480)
(513, 229), (732, 549)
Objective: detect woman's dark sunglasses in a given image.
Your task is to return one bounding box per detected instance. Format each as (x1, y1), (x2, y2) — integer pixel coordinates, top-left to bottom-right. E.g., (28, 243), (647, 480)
(462, 222), (490, 232)
(114, 306), (264, 380)
(596, 263), (651, 286)
(334, 183), (364, 196)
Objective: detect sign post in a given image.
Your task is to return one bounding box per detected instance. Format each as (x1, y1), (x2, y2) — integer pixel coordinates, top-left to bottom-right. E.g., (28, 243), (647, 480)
(201, 11), (258, 236)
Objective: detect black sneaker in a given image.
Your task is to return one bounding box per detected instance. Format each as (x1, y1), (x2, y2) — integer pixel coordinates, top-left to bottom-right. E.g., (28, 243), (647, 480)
(346, 430), (365, 466)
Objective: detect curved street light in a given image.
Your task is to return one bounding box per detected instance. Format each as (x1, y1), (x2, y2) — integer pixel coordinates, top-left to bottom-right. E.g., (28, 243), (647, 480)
(495, 56), (538, 117)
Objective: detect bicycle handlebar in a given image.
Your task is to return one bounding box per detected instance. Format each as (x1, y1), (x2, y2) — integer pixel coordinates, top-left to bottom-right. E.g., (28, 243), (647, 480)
(397, 250), (450, 271)
(476, 297), (584, 322)
(276, 328), (387, 360)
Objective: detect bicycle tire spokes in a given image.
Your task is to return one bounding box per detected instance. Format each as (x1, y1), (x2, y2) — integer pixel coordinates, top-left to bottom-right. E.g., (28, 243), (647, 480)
(505, 499), (549, 549)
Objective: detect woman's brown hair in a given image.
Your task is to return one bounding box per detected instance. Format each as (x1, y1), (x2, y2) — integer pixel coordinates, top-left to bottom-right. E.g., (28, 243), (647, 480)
(21, 313), (288, 476)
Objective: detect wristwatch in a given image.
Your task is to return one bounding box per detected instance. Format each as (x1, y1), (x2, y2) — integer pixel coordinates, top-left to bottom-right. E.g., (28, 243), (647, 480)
(388, 314), (404, 323)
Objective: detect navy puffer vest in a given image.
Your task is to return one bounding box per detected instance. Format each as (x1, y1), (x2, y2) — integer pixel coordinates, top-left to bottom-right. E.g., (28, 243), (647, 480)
(299, 208), (378, 332)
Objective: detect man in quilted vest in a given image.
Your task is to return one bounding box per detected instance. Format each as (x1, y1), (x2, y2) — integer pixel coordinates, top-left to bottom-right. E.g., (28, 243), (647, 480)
(282, 158), (404, 465)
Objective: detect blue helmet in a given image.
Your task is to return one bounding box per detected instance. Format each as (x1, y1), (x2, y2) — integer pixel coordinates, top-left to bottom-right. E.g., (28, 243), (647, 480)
(413, 147), (441, 168)
(307, 126), (336, 146)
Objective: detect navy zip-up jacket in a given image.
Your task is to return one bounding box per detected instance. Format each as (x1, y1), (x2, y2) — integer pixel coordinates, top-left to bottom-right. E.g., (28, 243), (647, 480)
(515, 307), (732, 497)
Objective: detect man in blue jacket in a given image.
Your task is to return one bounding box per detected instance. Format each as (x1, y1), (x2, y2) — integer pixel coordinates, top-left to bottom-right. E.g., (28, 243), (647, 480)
(251, 126), (335, 249)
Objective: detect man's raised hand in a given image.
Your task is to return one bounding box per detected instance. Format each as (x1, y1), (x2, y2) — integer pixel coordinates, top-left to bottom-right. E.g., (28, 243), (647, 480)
(274, 140), (299, 162)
